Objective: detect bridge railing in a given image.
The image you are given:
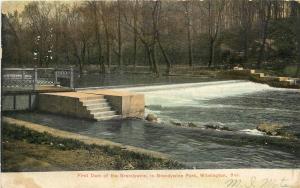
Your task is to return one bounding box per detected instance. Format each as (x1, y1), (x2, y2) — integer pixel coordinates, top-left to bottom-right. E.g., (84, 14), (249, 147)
(2, 67), (74, 90)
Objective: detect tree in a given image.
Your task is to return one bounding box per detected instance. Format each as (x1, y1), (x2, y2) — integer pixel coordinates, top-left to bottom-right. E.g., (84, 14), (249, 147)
(292, 2), (300, 76)
(117, 0), (123, 70)
(206, 0), (225, 68)
(237, 0), (255, 64)
(133, 0), (138, 69)
(87, 1), (105, 73)
(2, 12), (23, 65)
(65, 4), (93, 74)
(22, 2), (53, 67)
(183, 0), (193, 67)
(256, 0), (272, 68)
(2, 0), (299, 76)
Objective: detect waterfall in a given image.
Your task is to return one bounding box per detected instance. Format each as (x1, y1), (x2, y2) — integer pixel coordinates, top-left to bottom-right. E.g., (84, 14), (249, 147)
(123, 80), (279, 107)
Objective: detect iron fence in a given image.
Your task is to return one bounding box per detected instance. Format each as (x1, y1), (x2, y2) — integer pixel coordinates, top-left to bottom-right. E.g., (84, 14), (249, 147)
(2, 67), (74, 90)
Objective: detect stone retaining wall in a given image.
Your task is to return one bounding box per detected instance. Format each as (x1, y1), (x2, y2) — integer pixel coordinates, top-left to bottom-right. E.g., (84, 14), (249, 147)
(37, 92), (92, 119)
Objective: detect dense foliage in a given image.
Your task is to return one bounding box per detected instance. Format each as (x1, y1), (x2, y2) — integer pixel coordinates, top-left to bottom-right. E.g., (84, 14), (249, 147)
(2, 0), (300, 76)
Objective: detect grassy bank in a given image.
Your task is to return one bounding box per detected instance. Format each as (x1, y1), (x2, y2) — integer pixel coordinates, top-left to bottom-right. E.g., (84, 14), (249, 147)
(1, 123), (183, 172)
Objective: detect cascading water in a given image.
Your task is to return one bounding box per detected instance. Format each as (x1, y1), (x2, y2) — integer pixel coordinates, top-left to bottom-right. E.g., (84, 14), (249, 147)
(122, 80), (299, 133)
(125, 80), (277, 106)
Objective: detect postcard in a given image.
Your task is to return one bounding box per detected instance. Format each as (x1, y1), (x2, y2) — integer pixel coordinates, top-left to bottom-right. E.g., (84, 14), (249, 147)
(1, 0), (300, 187)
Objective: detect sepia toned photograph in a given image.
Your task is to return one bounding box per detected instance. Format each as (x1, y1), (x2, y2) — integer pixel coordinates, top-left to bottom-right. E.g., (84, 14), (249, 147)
(1, 0), (300, 187)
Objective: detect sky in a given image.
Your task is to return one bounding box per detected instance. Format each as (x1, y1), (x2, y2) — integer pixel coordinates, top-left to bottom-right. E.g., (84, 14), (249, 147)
(1, 0), (83, 14)
(1, 1), (28, 14)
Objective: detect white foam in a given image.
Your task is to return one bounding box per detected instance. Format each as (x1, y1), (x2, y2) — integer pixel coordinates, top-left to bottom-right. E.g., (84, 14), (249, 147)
(239, 129), (265, 136)
(123, 80), (279, 107)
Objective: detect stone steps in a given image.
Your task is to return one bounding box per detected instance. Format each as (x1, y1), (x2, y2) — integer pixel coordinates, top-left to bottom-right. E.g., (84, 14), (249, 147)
(93, 110), (116, 117)
(88, 107), (111, 113)
(94, 115), (122, 121)
(86, 103), (109, 109)
(232, 69), (300, 87)
(80, 95), (120, 121)
(81, 98), (107, 105)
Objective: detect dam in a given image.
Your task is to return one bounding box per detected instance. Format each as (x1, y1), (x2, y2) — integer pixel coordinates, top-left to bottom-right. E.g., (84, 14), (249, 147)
(7, 80), (300, 168)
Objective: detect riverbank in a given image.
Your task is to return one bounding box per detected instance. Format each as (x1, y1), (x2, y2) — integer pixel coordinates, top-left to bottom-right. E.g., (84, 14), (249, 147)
(1, 118), (183, 172)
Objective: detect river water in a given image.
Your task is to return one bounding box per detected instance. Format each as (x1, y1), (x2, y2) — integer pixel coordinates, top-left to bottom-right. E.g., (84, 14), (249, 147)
(9, 79), (300, 168)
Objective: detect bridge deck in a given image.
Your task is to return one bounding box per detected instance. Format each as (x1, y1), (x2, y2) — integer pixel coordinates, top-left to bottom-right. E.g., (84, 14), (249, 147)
(3, 85), (73, 94)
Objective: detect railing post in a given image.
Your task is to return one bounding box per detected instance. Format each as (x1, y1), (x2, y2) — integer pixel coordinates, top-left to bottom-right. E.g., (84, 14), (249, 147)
(70, 66), (74, 89)
(54, 69), (58, 86)
(21, 68), (25, 81)
(33, 66), (38, 90)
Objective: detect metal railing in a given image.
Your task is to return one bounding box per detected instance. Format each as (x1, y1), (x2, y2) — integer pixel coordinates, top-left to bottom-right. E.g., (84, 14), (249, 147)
(2, 67), (74, 90)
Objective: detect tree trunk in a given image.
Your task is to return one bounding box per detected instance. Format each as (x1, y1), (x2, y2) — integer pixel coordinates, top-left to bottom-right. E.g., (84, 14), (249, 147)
(257, 1), (271, 68)
(257, 24), (268, 68)
(158, 39), (171, 74)
(185, 1), (193, 67)
(187, 24), (193, 67)
(146, 45), (153, 71)
(106, 38), (111, 72)
(81, 40), (86, 73)
(207, 0), (212, 68)
(93, 8), (105, 73)
(243, 29), (249, 64)
(103, 23), (111, 72)
(117, 0), (123, 70)
(133, 0), (138, 69)
(208, 39), (215, 68)
(150, 45), (159, 75)
(296, 4), (300, 77)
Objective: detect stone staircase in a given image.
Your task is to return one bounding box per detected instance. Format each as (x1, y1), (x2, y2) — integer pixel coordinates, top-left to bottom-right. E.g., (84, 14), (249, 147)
(79, 95), (121, 121)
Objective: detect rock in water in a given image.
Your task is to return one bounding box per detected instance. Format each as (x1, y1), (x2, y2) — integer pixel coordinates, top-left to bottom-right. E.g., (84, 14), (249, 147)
(204, 124), (231, 131)
(187, 122), (197, 128)
(145, 114), (158, 122)
(256, 123), (296, 139)
(170, 120), (183, 126)
(256, 123), (283, 136)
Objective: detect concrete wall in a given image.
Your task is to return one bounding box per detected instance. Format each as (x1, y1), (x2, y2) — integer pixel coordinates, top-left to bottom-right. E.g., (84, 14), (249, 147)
(2, 94), (36, 111)
(37, 93), (91, 119)
(79, 90), (145, 119)
(105, 94), (145, 118)
(4, 89), (145, 120)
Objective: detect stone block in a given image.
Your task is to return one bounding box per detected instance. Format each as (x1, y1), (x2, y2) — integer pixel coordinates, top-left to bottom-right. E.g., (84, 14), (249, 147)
(260, 76), (278, 82)
(253, 73), (265, 78)
(2, 95), (14, 110)
(15, 95), (30, 110)
(37, 92), (91, 119)
(79, 89), (145, 118)
(278, 77), (289, 81)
